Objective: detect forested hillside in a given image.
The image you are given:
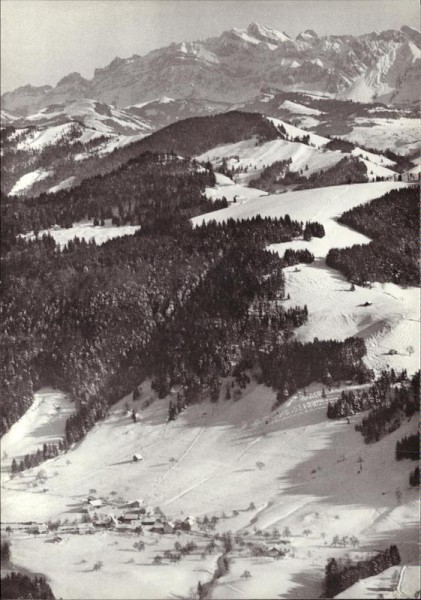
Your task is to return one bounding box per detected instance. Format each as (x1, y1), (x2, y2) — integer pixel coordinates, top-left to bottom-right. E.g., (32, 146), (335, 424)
(2, 111), (280, 198)
(1, 138), (372, 446)
(298, 156), (369, 189)
(326, 187), (419, 285)
(2, 153), (216, 246)
(3, 145), (337, 440)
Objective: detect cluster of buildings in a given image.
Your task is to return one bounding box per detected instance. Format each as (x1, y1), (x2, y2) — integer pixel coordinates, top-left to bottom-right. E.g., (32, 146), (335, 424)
(82, 496), (197, 535)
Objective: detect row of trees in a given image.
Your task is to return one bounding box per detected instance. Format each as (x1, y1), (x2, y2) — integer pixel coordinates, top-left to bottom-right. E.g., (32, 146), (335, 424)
(11, 441), (64, 474)
(258, 337), (371, 410)
(396, 433), (419, 461)
(298, 156), (369, 189)
(283, 248), (315, 266)
(324, 545), (401, 597)
(354, 371), (419, 443)
(327, 369), (408, 419)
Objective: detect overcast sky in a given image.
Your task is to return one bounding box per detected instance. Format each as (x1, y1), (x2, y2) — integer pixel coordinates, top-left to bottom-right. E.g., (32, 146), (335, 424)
(1, 0), (419, 93)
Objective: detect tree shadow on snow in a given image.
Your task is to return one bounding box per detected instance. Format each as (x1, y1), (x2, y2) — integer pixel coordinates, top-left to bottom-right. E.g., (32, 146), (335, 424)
(281, 568), (323, 599)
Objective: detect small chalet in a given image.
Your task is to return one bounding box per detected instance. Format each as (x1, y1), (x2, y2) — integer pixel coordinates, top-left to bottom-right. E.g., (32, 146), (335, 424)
(87, 498), (103, 508)
(127, 499), (143, 509)
(77, 523), (94, 535)
(182, 516), (197, 531)
(150, 521), (174, 534)
(267, 544), (288, 558)
(120, 512), (141, 523)
(132, 453), (143, 462)
(140, 505), (154, 516)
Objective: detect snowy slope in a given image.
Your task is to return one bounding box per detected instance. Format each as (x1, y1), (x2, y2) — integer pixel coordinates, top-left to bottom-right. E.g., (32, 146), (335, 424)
(15, 122), (107, 151)
(268, 116), (330, 148)
(1, 109), (20, 124)
(196, 137), (345, 184)
(341, 117), (420, 155)
(279, 100), (324, 116)
(48, 177), (76, 193)
(25, 99), (152, 136)
(1, 389), (74, 481)
(359, 158), (397, 181)
(191, 182), (407, 233)
(351, 146), (396, 167)
(2, 376), (418, 598)
(9, 169), (52, 195)
(335, 565), (420, 599)
(196, 118), (396, 188)
(192, 182), (419, 375)
(204, 173), (268, 204)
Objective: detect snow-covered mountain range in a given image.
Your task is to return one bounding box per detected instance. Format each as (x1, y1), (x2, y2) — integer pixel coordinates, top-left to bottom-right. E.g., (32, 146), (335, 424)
(2, 23), (420, 115)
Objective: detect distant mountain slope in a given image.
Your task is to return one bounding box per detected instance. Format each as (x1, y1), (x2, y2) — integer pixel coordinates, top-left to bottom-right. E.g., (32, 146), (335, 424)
(2, 108), (404, 198)
(1, 99), (153, 196)
(3, 98), (152, 136)
(1, 111), (281, 197)
(130, 110), (280, 157)
(2, 23), (420, 115)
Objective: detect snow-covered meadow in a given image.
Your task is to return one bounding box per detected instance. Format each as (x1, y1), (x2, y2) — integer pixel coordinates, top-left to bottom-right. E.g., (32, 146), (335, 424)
(1, 375), (418, 598)
(21, 222), (141, 248)
(192, 181), (419, 376)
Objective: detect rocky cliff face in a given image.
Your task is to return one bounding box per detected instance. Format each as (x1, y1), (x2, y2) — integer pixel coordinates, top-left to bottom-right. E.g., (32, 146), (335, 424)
(2, 23), (420, 115)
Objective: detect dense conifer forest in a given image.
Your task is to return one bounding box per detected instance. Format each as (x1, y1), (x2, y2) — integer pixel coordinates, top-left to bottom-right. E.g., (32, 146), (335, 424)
(395, 433), (420, 461)
(2, 135), (372, 462)
(1, 111), (280, 197)
(248, 158), (307, 192)
(328, 369), (419, 444)
(0, 573), (56, 600)
(2, 148), (339, 443)
(1, 153), (216, 247)
(409, 466), (420, 487)
(324, 545), (401, 597)
(298, 156), (369, 189)
(326, 187), (419, 285)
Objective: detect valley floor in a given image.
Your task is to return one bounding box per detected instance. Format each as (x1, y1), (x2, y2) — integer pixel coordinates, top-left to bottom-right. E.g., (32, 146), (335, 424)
(1, 381), (419, 599)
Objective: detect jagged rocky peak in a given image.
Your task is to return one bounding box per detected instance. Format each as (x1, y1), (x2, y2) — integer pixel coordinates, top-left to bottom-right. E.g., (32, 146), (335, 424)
(246, 22), (291, 43)
(401, 25), (421, 49)
(57, 72), (90, 87)
(296, 29), (318, 42)
(2, 23), (420, 113)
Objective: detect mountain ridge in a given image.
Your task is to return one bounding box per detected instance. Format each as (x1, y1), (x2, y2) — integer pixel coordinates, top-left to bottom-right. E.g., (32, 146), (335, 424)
(2, 23), (420, 115)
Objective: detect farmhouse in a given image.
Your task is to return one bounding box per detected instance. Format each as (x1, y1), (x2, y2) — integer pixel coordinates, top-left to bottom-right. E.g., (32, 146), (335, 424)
(87, 498), (103, 508)
(77, 523), (94, 535)
(132, 453), (143, 462)
(127, 499), (143, 509)
(150, 521), (175, 534)
(267, 546), (286, 558)
(181, 516), (197, 531)
(119, 512), (141, 523)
